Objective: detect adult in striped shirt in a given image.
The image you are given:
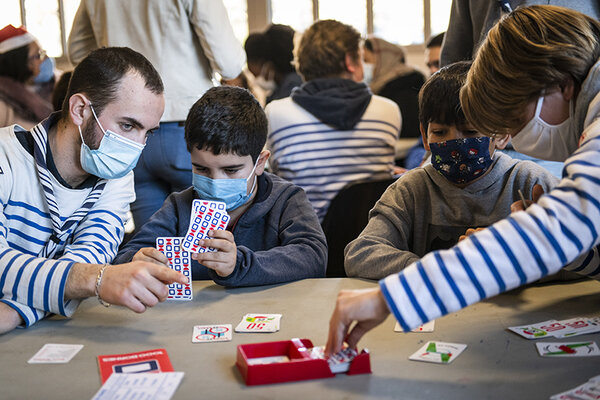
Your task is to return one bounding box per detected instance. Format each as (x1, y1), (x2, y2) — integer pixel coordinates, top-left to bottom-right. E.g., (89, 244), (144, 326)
(0, 47), (186, 334)
(265, 19), (401, 222)
(326, 6), (600, 355)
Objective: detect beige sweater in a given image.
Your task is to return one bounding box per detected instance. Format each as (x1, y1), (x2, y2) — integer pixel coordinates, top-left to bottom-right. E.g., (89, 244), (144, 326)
(68, 0), (246, 122)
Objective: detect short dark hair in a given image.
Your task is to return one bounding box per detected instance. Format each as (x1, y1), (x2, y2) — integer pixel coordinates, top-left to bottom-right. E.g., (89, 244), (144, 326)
(185, 86), (267, 162)
(419, 61), (471, 128)
(296, 19), (361, 81)
(52, 71), (72, 111)
(61, 47), (163, 119)
(426, 32), (445, 49)
(264, 24), (296, 74)
(244, 32), (270, 63)
(0, 44), (33, 82)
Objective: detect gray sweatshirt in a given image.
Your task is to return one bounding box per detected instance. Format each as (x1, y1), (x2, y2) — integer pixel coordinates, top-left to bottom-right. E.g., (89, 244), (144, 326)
(345, 153), (558, 279)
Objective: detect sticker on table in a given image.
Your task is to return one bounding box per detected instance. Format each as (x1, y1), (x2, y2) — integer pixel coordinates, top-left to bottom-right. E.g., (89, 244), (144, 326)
(409, 341), (467, 364)
(536, 341), (600, 357)
(192, 324), (232, 343)
(28, 343), (84, 364)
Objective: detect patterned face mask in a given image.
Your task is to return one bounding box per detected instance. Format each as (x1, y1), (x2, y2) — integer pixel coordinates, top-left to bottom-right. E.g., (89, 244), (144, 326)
(429, 137), (493, 185)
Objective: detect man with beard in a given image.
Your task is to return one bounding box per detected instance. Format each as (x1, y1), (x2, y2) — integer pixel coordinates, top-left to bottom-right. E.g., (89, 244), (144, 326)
(0, 47), (187, 334)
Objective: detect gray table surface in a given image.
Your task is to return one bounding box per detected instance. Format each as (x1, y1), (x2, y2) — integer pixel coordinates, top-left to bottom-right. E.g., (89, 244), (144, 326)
(1, 278), (599, 399)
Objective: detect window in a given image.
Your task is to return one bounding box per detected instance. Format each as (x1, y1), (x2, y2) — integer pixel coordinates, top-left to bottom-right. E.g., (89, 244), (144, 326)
(1, 0), (452, 64)
(319, 0), (367, 35)
(0, 2), (21, 30)
(271, 0), (314, 32)
(1, 0), (80, 60)
(373, 0), (424, 45)
(430, 0), (453, 36)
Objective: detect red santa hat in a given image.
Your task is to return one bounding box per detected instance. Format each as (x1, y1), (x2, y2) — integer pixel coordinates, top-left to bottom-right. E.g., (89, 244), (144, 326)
(0, 25), (36, 54)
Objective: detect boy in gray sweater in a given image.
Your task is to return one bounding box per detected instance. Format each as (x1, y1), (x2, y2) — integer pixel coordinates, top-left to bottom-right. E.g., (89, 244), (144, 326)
(345, 62), (558, 279)
(115, 86), (326, 286)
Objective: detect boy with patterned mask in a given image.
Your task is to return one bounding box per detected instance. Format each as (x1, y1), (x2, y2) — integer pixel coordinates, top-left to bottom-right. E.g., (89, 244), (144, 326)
(345, 61), (558, 279)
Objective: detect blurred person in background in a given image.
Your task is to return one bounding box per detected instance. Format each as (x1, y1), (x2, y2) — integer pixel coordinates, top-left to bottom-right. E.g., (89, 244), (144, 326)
(363, 37), (425, 164)
(245, 24), (302, 105)
(425, 32), (444, 76)
(0, 25), (52, 129)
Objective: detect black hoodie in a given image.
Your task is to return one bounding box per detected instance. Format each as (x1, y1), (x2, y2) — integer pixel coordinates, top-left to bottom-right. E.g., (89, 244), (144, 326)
(291, 78), (372, 131)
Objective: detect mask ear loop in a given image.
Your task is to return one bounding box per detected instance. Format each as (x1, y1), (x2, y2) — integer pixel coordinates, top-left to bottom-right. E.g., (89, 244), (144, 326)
(534, 90), (545, 119)
(246, 156), (261, 195)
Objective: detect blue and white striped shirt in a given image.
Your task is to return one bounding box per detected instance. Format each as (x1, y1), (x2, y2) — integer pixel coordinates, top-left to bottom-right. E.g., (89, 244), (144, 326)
(381, 104), (600, 332)
(0, 123), (134, 326)
(266, 95), (400, 221)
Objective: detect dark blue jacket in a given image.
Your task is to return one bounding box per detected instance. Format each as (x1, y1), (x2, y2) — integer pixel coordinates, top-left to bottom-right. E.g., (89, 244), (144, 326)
(115, 172), (327, 286)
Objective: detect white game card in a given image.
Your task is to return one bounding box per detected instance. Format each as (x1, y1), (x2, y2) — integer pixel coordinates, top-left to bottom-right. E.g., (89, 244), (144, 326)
(555, 317), (600, 338)
(508, 320), (558, 339)
(409, 341), (467, 364)
(395, 321), (435, 332)
(156, 237), (192, 300)
(192, 324), (232, 343)
(535, 341), (600, 357)
(182, 200), (230, 253)
(28, 343), (84, 364)
(235, 313), (281, 333)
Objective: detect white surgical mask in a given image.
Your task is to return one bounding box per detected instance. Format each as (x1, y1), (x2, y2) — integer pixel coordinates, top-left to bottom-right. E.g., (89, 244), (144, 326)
(511, 94), (574, 161)
(254, 64), (276, 95)
(363, 62), (375, 85)
(79, 104), (145, 179)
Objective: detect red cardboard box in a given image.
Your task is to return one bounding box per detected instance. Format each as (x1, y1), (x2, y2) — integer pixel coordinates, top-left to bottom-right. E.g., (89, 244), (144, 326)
(236, 338), (371, 385)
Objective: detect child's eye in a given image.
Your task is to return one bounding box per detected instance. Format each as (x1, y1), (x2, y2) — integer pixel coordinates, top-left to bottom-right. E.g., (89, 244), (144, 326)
(431, 129), (446, 136)
(464, 130), (479, 136)
(225, 169), (240, 174)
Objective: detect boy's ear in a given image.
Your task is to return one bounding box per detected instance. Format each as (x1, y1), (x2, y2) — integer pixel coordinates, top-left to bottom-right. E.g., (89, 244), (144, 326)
(560, 76), (576, 101)
(493, 134), (510, 150)
(255, 149), (271, 176)
(420, 123), (430, 151)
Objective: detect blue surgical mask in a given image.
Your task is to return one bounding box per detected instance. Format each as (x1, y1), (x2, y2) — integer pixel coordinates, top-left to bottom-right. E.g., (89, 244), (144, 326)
(34, 56), (55, 84)
(79, 104), (145, 179)
(193, 159), (259, 211)
(430, 137), (494, 185)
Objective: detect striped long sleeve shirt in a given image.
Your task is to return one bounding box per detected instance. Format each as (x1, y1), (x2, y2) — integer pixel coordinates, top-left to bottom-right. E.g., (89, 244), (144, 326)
(266, 95), (400, 221)
(0, 123), (134, 326)
(381, 85), (600, 332)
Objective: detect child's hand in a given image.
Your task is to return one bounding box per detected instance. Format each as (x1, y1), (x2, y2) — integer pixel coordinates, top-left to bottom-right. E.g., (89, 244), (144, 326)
(458, 227), (486, 242)
(510, 184), (545, 212)
(192, 230), (237, 278)
(132, 247), (170, 266)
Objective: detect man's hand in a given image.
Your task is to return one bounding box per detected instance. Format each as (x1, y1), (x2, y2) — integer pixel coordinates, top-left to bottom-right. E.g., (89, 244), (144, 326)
(132, 247), (170, 266)
(510, 184), (545, 212)
(325, 287), (390, 356)
(221, 73), (245, 88)
(459, 227), (486, 242)
(66, 261), (187, 313)
(98, 261), (187, 313)
(192, 230), (237, 278)
(0, 302), (24, 334)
